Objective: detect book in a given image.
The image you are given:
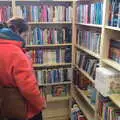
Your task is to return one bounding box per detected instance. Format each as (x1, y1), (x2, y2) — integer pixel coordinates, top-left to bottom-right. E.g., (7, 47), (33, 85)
(109, 0), (120, 27)
(51, 85), (68, 97)
(98, 95), (120, 120)
(78, 30), (101, 54)
(95, 66), (120, 96)
(76, 51), (98, 79)
(0, 6), (12, 22)
(109, 39), (120, 63)
(16, 5), (72, 22)
(26, 27), (72, 45)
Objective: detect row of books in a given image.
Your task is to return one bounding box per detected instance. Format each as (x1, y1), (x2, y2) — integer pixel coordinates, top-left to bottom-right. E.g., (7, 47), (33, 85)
(77, 2), (103, 24)
(108, 0), (120, 27)
(76, 51), (99, 79)
(98, 96), (120, 120)
(0, 6), (12, 22)
(51, 85), (69, 97)
(109, 39), (120, 64)
(73, 68), (96, 105)
(77, 30), (101, 54)
(95, 66), (120, 97)
(26, 27), (72, 45)
(16, 5), (72, 22)
(71, 101), (86, 120)
(36, 68), (72, 85)
(40, 85), (69, 98)
(30, 47), (71, 64)
(90, 2), (103, 25)
(73, 68), (91, 90)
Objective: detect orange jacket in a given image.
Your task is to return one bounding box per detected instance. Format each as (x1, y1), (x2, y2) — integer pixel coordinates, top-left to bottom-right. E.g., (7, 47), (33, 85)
(0, 39), (45, 119)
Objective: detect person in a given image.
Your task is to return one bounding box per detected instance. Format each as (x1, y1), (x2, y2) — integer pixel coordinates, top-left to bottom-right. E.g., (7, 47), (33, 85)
(0, 17), (46, 120)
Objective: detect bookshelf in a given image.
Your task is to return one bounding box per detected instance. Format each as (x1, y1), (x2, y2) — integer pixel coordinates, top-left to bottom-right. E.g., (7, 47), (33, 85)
(71, 85), (95, 120)
(40, 81), (72, 86)
(75, 65), (95, 84)
(110, 94), (120, 108)
(75, 85), (95, 111)
(72, 0), (120, 120)
(1, 0), (120, 120)
(28, 22), (72, 25)
(10, 0), (73, 120)
(33, 63), (72, 68)
(77, 23), (103, 28)
(26, 43), (72, 48)
(75, 44), (100, 59)
(47, 95), (70, 103)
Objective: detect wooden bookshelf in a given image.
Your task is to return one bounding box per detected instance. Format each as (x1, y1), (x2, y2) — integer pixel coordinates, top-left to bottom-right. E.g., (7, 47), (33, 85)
(28, 22), (72, 25)
(75, 65), (95, 84)
(11, 0), (73, 119)
(39, 81), (72, 86)
(71, 86), (95, 120)
(110, 94), (120, 108)
(26, 43), (72, 48)
(33, 63), (72, 68)
(3, 0), (120, 119)
(105, 26), (120, 32)
(73, 0), (120, 119)
(102, 59), (120, 71)
(47, 95), (70, 103)
(75, 86), (95, 111)
(16, 0), (73, 2)
(75, 44), (100, 59)
(77, 23), (102, 28)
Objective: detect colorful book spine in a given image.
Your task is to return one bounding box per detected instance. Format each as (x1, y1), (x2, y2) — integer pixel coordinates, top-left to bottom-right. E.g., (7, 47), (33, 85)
(16, 5), (72, 22)
(76, 51), (98, 79)
(77, 4), (89, 23)
(77, 2), (103, 24)
(51, 85), (69, 97)
(0, 6), (12, 22)
(78, 30), (101, 54)
(26, 27), (72, 45)
(109, 39), (120, 64)
(109, 0), (120, 27)
(98, 95), (120, 120)
(71, 101), (87, 120)
(36, 68), (72, 84)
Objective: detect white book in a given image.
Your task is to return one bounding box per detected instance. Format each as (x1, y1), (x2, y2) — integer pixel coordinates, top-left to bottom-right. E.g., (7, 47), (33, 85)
(16, 6), (23, 18)
(95, 67), (120, 96)
(67, 68), (72, 81)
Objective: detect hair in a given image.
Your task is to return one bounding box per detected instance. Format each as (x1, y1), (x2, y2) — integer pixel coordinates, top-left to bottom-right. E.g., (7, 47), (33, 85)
(0, 16), (28, 34)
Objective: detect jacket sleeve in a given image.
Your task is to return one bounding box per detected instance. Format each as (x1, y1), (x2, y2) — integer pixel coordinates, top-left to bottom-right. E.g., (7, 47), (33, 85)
(11, 49), (46, 111)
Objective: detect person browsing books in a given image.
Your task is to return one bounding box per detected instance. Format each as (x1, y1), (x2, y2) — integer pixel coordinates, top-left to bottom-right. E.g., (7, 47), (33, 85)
(0, 17), (46, 120)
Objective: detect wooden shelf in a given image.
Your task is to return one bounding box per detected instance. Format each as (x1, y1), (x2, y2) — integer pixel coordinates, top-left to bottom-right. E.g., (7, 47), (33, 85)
(33, 63), (72, 68)
(110, 94), (120, 108)
(75, 86), (95, 111)
(102, 59), (120, 71)
(26, 43), (72, 48)
(39, 81), (72, 86)
(105, 26), (120, 31)
(72, 87), (95, 120)
(75, 65), (95, 84)
(47, 95), (70, 102)
(77, 23), (102, 28)
(16, 0), (73, 2)
(0, 1), (11, 5)
(97, 114), (103, 120)
(75, 44), (100, 59)
(28, 21), (72, 25)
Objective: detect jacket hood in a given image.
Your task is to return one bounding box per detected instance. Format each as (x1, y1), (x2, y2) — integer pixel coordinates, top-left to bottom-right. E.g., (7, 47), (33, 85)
(0, 28), (25, 47)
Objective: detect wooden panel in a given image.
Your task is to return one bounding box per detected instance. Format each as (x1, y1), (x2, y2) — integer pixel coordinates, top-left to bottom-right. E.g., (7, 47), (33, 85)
(43, 101), (69, 119)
